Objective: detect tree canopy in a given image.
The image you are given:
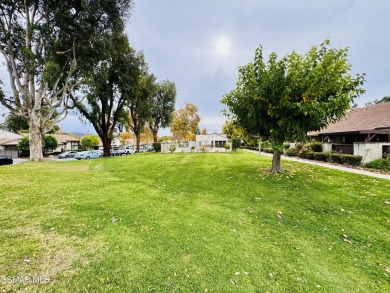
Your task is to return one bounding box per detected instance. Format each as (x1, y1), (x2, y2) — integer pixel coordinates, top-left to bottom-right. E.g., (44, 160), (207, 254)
(71, 32), (144, 156)
(81, 135), (100, 150)
(222, 40), (365, 172)
(170, 103), (201, 142)
(148, 80), (176, 142)
(0, 0), (133, 160)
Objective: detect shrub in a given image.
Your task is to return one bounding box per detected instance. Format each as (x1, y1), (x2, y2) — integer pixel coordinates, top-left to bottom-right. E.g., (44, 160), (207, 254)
(306, 151), (315, 160)
(223, 143), (230, 149)
(169, 145), (176, 153)
(295, 143), (304, 151)
(283, 143), (290, 150)
(310, 142), (323, 152)
(152, 142), (161, 152)
(200, 145), (206, 152)
(17, 136), (30, 151)
(231, 138), (241, 151)
(330, 153), (343, 164)
(313, 152), (327, 161)
(298, 149), (308, 158)
(285, 147), (299, 156)
(340, 155), (363, 166)
(263, 148), (273, 154)
(364, 158), (390, 171)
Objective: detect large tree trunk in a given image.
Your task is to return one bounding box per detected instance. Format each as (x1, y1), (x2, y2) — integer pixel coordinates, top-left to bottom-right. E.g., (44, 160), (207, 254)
(29, 112), (43, 161)
(102, 137), (111, 157)
(135, 132), (141, 152)
(152, 129), (158, 143)
(271, 150), (284, 173)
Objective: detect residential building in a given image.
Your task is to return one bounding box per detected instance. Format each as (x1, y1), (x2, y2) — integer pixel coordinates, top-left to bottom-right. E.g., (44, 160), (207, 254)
(196, 133), (228, 148)
(309, 102), (390, 163)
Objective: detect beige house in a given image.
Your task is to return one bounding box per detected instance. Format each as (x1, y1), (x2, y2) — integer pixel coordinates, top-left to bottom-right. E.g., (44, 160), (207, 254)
(309, 102), (390, 163)
(0, 129), (23, 150)
(54, 135), (80, 152)
(196, 133), (228, 148)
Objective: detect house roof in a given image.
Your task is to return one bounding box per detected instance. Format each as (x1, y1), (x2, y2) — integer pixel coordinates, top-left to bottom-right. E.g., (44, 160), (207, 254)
(315, 102), (390, 135)
(54, 134), (80, 143)
(0, 129), (23, 139)
(0, 138), (20, 146)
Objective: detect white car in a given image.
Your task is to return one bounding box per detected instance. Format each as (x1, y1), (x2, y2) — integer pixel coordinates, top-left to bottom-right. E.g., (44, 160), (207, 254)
(125, 146), (136, 154)
(74, 151), (102, 160)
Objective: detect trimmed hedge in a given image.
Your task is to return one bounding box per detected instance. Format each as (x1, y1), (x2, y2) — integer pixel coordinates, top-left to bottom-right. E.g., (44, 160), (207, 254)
(298, 149), (308, 158)
(306, 151), (315, 160)
(310, 142), (323, 152)
(330, 153), (362, 166)
(313, 152), (327, 161)
(341, 155), (363, 166)
(263, 148), (274, 154)
(285, 147), (299, 156)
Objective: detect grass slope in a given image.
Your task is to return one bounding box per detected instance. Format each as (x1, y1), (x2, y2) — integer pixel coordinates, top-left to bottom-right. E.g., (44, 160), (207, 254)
(0, 151), (389, 292)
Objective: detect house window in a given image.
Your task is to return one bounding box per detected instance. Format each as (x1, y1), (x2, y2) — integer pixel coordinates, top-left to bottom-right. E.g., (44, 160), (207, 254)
(71, 141), (79, 150)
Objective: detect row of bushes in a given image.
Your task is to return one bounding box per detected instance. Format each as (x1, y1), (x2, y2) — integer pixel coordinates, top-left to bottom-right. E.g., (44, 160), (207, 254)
(286, 148), (363, 166)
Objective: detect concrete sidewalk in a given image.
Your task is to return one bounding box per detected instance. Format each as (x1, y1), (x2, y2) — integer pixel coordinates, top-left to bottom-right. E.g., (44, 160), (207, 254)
(243, 149), (390, 180)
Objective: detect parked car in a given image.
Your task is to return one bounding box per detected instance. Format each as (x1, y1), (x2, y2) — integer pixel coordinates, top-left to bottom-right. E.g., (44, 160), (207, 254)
(146, 146), (154, 152)
(125, 146), (136, 154)
(58, 151), (78, 159)
(110, 149), (119, 156)
(138, 146), (147, 153)
(74, 151), (102, 160)
(0, 154), (13, 165)
(117, 147), (127, 156)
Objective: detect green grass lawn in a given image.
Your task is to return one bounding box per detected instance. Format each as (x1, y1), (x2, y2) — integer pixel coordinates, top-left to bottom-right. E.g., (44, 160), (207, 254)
(0, 151), (389, 292)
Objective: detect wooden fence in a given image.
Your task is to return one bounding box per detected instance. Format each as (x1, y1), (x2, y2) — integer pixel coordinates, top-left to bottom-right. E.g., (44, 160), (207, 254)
(0, 150), (19, 158)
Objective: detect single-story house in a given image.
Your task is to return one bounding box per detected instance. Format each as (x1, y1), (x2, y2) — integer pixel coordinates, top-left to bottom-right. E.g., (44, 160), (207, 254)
(196, 133), (228, 148)
(0, 129), (23, 151)
(309, 102), (390, 163)
(54, 134), (80, 152)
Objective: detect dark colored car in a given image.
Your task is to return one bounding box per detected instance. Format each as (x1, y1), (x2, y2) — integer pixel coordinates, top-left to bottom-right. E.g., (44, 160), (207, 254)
(0, 154), (13, 165)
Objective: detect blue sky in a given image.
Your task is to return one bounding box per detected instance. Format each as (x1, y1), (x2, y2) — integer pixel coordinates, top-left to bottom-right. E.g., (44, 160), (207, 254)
(1, 0), (390, 135)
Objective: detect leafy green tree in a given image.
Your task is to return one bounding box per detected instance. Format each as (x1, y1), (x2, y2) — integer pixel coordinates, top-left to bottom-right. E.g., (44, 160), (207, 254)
(148, 80), (176, 142)
(81, 135), (100, 150)
(0, 0), (132, 161)
(43, 135), (58, 152)
(3, 112), (59, 134)
(125, 73), (157, 152)
(71, 33), (144, 157)
(222, 121), (258, 147)
(3, 113), (29, 133)
(17, 135), (58, 153)
(222, 40), (365, 172)
(17, 136), (30, 151)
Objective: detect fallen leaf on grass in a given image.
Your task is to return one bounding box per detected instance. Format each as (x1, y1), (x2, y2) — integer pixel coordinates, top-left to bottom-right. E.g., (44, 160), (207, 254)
(342, 234), (352, 244)
(385, 201), (390, 205)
